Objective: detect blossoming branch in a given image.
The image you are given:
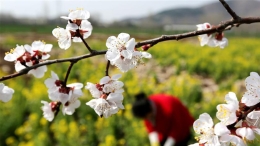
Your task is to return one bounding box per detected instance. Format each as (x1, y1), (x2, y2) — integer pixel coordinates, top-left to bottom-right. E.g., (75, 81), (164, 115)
(1, 1), (260, 145)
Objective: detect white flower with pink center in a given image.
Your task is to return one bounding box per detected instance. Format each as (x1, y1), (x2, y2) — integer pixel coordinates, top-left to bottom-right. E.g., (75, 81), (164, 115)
(197, 23), (212, 46)
(85, 74), (124, 118)
(4, 45), (26, 72)
(24, 41), (52, 60)
(4, 41), (52, 78)
(197, 22), (228, 49)
(44, 71), (83, 111)
(105, 33), (151, 72)
(41, 101), (55, 121)
(66, 20), (93, 42)
(62, 83), (83, 115)
(58, 8), (93, 44)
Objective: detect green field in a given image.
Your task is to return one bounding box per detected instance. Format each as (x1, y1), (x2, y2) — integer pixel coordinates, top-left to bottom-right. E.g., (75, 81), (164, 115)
(0, 30), (260, 145)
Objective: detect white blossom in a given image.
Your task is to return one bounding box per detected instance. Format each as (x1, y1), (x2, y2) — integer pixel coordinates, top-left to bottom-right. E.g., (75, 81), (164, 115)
(66, 20), (93, 42)
(216, 92), (239, 125)
(4, 45), (26, 72)
(105, 33), (151, 72)
(61, 8), (90, 21)
(208, 37), (228, 49)
(236, 126), (260, 141)
(62, 83), (83, 115)
(44, 71), (83, 109)
(52, 27), (72, 49)
(193, 113), (220, 145)
(86, 74), (124, 118)
(0, 83), (14, 102)
(4, 45), (25, 62)
(24, 41), (52, 59)
(4, 41), (52, 78)
(242, 72), (260, 106)
(197, 23), (228, 49)
(41, 101), (55, 121)
(215, 122), (245, 146)
(191, 119), (245, 146)
(27, 63), (48, 78)
(197, 23), (212, 46)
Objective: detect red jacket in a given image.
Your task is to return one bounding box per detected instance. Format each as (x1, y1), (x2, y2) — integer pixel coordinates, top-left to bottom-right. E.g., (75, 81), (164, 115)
(144, 94), (194, 143)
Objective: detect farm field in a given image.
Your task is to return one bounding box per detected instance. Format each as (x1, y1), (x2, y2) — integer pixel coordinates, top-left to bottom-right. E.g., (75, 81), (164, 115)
(0, 32), (260, 146)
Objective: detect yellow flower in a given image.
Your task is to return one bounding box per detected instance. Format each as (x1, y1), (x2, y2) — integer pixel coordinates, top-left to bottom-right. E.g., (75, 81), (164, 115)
(5, 136), (15, 145)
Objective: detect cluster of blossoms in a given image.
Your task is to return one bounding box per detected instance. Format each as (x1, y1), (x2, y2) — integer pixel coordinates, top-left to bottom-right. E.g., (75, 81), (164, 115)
(86, 74), (125, 118)
(2, 9), (258, 143)
(190, 72), (260, 146)
(105, 33), (152, 72)
(4, 41), (52, 78)
(41, 71), (83, 121)
(52, 8), (93, 49)
(197, 23), (228, 49)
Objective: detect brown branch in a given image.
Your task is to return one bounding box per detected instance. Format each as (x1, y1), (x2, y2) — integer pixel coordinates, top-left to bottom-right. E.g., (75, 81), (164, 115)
(64, 62), (76, 85)
(227, 102), (260, 129)
(0, 50), (107, 81)
(219, 0), (240, 20)
(69, 19), (93, 53)
(77, 29), (94, 53)
(1, 16), (260, 82)
(135, 16), (260, 48)
(0, 10), (260, 81)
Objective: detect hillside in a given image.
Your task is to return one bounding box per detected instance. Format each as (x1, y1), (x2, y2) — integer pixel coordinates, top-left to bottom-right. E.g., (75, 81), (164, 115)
(116, 0), (260, 32)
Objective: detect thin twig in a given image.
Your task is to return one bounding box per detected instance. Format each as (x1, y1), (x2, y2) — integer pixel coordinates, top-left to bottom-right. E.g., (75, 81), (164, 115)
(219, 0), (240, 20)
(105, 61), (110, 76)
(77, 29), (94, 53)
(64, 62), (76, 85)
(227, 102), (260, 129)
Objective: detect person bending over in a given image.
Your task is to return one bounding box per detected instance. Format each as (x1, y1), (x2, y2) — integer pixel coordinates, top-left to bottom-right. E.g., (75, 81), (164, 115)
(132, 93), (194, 146)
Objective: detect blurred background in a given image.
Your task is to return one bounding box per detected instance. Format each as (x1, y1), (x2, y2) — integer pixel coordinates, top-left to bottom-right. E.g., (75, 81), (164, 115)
(1, 0), (260, 146)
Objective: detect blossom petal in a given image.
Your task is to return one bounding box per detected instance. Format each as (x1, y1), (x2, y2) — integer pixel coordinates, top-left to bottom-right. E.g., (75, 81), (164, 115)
(193, 113), (213, 134)
(15, 61), (26, 72)
(111, 74), (122, 80)
(106, 36), (117, 49)
(118, 33), (130, 43)
(107, 93), (123, 101)
(100, 76), (110, 85)
(28, 65), (47, 78)
(214, 122), (230, 136)
(125, 38), (135, 52)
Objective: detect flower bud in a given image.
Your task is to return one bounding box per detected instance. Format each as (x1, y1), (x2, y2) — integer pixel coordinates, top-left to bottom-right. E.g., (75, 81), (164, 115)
(142, 44), (151, 51)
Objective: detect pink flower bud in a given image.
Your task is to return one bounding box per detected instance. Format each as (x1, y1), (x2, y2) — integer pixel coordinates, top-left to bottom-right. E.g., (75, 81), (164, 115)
(142, 44), (151, 51)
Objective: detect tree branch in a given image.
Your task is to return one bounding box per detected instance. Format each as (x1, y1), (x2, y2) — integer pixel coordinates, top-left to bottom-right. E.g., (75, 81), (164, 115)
(135, 16), (260, 48)
(0, 50), (107, 81)
(1, 0), (260, 82)
(105, 61), (110, 76)
(219, 0), (240, 20)
(64, 62), (76, 85)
